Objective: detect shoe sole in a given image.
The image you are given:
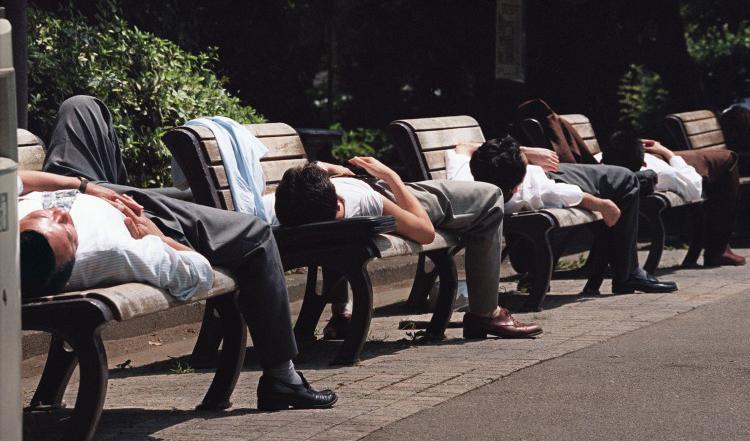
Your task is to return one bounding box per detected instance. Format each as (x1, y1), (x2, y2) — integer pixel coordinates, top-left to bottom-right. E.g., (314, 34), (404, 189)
(258, 395), (338, 411)
(463, 329), (543, 339)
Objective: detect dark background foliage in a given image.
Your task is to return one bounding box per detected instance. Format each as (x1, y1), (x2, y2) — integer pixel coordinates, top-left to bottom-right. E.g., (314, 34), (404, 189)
(17, 0), (750, 184)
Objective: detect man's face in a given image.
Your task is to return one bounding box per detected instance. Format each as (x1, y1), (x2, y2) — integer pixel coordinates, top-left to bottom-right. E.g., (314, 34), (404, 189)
(19, 208), (79, 267)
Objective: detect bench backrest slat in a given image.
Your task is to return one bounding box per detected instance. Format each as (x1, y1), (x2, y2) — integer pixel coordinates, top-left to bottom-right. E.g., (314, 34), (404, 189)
(17, 128), (45, 171)
(665, 110), (726, 150)
(388, 115), (485, 181)
(559, 114), (601, 156)
(164, 122), (307, 212)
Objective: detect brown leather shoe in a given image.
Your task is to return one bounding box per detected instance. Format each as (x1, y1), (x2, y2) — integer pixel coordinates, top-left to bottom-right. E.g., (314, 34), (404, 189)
(704, 250), (746, 267)
(322, 313), (352, 340)
(463, 308), (543, 339)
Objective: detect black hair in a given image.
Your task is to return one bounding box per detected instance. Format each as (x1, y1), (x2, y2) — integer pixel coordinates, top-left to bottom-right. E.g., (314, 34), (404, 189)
(19, 230), (75, 298)
(275, 162), (338, 226)
(469, 135), (527, 202)
(603, 131), (645, 172)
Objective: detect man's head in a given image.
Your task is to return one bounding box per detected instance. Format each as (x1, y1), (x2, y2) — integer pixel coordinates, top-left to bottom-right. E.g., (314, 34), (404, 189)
(469, 135), (527, 202)
(275, 162), (340, 226)
(19, 208), (78, 297)
(603, 131), (645, 172)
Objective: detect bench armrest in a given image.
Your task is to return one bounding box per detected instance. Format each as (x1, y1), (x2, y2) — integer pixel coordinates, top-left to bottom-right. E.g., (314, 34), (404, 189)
(272, 216), (396, 249)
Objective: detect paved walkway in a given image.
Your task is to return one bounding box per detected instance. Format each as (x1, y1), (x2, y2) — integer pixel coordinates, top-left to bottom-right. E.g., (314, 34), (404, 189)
(363, 284), (750, 441)
(23, 248), (750, 441)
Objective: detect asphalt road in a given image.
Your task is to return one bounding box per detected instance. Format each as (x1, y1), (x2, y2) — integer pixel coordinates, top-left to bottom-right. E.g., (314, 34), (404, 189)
(364, 290), (750, 441)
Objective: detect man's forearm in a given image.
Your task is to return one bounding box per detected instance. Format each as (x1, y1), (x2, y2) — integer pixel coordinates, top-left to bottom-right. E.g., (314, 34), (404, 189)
(383, 174), (431, 224)
(19, 170), (81, 193)
(162, 236), (194, 252)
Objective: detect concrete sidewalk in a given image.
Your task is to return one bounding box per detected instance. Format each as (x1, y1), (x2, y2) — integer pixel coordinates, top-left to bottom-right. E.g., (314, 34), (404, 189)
(23, 247), (750, 441)
(364, 285), (750, 441)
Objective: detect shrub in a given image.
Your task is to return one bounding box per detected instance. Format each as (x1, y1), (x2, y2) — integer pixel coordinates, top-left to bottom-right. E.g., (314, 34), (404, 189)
(685, 22), (750, 106)
(329, 123), (386, 162)
(617, 64), (671, 134)
(27, 7), (264, 187)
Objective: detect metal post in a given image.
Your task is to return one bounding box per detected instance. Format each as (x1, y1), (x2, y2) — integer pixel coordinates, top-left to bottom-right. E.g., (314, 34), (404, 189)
(0, 14), (21, 441)
(5, 0), (26, 129)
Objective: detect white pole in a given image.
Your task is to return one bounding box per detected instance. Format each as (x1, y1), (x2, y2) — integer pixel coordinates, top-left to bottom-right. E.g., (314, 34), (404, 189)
(0, 14), (21, 441)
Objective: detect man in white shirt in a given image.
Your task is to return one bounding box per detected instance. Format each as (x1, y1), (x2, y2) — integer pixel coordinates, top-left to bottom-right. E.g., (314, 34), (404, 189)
(18, 171), (213, 300)
(24, 95), (336, 410)
(602, 131), (745, 267)
(463, 136), (677, 295)
(275, 157), (544, 340)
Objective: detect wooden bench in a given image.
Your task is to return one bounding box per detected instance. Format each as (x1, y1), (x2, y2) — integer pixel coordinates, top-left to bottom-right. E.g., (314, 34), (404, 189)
(162, 123), (462, 366)
(388, 116), (604, 312)
(18, 130), (247, 441)
(519, 114), (703, 271)
(665, 109), (750, 188)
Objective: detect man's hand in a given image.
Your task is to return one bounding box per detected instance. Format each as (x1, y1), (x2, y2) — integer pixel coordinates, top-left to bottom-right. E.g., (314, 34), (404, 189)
(348, 156), (399, 182)
(641, 139), (674, 161)
(86, 183), (144, 216)
(520, 146), (559, 172)
(596, 199), (621, 227)
(113, 201), (164, 239)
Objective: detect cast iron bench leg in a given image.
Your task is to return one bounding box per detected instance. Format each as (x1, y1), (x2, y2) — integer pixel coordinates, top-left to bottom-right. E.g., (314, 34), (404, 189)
(682, 203), (705, 267)
(424, 249), (458, 338)
(521, 216), (555, 312)
(197, 293), (246, 410)
(191, 301), (224, 368)
(28, 335), (77, 410)
(332, 253), (374, 365)
(63, 329), (108, 441)
(641, 197), (667, 274)
(405, 254), (439, 311)
(294, 266), (348, 342)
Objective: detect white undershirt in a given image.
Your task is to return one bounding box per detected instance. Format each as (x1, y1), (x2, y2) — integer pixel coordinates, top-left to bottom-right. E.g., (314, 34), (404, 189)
(445, 150), (584, 213)
(18, 190), (213, 300)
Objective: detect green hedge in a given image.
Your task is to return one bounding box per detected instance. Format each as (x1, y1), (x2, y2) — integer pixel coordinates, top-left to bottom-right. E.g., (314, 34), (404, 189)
(27, 8), (264, 187)
(617, 64), (671, 134)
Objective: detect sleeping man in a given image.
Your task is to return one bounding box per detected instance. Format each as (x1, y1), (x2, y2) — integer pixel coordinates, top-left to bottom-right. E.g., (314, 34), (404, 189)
(19, 95), (337, 411)
(273, 156), (543, 340)
(601, 131), (745, 267)
(443, 135), (677, 296)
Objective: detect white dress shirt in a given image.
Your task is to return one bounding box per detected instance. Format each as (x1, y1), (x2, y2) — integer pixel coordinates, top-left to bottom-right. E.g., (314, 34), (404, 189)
(444, 150), (584, 213)
(18, 187), (213, 301)
(594, 152), (703, 202)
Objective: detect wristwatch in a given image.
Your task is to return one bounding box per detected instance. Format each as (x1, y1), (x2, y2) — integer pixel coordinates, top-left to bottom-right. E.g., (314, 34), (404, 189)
(77, 176), (89, 194)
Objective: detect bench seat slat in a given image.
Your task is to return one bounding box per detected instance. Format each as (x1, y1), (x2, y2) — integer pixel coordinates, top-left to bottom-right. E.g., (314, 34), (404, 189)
(374, 231), (459, 259)
(25, 269), (237, 321)
(540, 207), (602, 228)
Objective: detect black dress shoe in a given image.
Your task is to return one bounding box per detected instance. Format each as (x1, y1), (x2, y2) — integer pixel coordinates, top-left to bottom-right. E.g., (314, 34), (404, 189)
(612, 276), (677, 294)
(257, 372), (337, 411)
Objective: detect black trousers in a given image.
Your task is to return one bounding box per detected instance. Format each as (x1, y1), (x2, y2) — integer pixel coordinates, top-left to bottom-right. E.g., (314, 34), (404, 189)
(44, 95), (297, 368)
(549, 163), (643, 283)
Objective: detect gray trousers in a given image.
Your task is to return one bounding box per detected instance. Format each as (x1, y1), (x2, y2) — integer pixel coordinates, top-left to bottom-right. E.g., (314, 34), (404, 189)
(548, 163), (643, 283)
(383, 180), (506, 316)
(43, 95), (297, 368)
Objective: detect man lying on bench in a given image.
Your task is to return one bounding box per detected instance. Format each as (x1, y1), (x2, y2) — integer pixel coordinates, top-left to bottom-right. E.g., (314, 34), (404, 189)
(18, 95), (337, 411)
(444, 135), (678, 295)
(273, 156), (543, 339)
(601, 131), (745, 267)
